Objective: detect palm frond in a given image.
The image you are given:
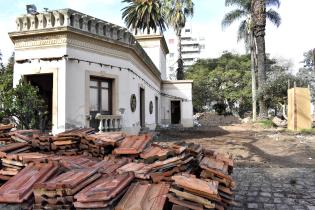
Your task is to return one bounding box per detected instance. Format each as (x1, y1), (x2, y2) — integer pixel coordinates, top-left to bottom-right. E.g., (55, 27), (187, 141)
(225, 0), (250, 9)
(222, 9), (247, 29)
(121, 0), (167, 33)
(237, 20), (248, 42)
(165, 0), (194, 32)
(266, 0), (280, 8)
(266, 8), (281, 27)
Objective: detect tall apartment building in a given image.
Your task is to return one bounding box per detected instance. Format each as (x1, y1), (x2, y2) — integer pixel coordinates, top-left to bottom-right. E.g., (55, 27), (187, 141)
(166, 25), (205, 80)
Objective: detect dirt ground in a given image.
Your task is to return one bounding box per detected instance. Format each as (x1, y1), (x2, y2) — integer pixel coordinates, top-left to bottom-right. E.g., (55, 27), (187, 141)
(157, 123), (315, 168)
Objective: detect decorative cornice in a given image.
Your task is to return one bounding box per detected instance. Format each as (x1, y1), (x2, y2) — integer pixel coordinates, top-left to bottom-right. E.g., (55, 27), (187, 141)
(9, 8), (161, 79)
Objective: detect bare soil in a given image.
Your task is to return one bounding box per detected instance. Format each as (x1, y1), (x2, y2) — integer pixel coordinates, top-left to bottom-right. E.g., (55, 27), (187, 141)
(157, 123), (315, 168)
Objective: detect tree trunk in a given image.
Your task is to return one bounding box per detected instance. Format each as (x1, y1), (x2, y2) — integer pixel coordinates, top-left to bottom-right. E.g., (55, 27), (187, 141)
(176, 31), (184, 80)
(250, 35), (257, 122)
(252, 0), (268, 119)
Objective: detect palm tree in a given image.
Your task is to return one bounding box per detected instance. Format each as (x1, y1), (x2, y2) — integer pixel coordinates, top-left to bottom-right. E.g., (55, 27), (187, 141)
(121, 0), (167, 34)
(165, 0), (194, 80)
(222, 0), (280, 120)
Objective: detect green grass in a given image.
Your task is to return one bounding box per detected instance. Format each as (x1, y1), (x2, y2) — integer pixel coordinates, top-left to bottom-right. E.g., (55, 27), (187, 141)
(257, 120), (275, 128)
(299, 128), (315, 134)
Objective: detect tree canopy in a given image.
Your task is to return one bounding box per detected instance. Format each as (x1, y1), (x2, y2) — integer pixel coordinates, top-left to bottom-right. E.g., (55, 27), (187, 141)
(297, 49), (315, 103)
(121, 0), (167, 34)
(0, 53), (48, 130)
(185, 52), (252, 117)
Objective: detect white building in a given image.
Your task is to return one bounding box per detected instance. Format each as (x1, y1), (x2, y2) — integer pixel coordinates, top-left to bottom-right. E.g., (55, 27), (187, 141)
(9, 9), (193, 134)
(166, 25), (206, 80)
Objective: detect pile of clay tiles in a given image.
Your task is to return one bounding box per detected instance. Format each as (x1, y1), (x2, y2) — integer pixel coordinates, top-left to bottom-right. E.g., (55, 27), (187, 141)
(80, 132), (126, 158)
(0, 124), (14, 145)
(0, 127), (236, 210)
(0, 128), (43, 182)
(32, 128), (95, 155)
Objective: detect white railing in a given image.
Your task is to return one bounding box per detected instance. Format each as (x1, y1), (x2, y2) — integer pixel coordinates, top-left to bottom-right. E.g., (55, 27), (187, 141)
(95, 114), (122, 132)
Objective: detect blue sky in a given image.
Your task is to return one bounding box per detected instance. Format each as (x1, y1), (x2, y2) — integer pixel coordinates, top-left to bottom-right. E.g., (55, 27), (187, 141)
(1, 0), (315, 71)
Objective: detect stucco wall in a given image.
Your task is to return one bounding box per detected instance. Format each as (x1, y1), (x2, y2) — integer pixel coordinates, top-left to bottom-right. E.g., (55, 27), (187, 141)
(161, 81), (194, 127)
(65, 43), (161, 134)
(12, 44), (193, 133)
(136, 38), (167, 80)
(13, 46), (67, 134)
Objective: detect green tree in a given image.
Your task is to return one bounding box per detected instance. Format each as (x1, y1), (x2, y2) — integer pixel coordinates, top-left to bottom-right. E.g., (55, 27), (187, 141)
(121, 0), (167, 34)
(297, 49), (315, 103)
(222, 0), (281, 121)
(0, 51), (3, 71)
(185, 52), (252, 117)
(165, 0), (194, 80)
(3, 79), (48, 129)
(0, 53), (14, 122)
(261, 72), (307, 116)
(0, 54), (48, 129)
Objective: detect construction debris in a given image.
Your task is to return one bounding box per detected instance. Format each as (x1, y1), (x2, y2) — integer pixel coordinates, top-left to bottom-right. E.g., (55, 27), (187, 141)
(0, 128), (236, 210)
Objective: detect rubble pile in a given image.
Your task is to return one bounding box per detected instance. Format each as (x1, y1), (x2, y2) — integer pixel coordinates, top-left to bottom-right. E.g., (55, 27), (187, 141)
(0, 124), (236, 210)
(194, 112), (241, 127)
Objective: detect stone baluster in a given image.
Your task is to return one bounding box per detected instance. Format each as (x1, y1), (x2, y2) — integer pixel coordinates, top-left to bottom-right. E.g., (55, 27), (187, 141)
(22, 16), (30, 31)
(98, 119), (104, 133)
(60, 9), (71, 26)
(29, 15), (38, 30)
(113, 118), (117, 130)
(105, 23), (112, 38)
(108, 119), (112, 130)
(37, 13), (46, 29)
(123, 31), (131, 44)
(109, 119), (115, 130)
(44, 12), (55, 28)
(112, 26), (118, 40)
(53, 11), (64, 27)
(104, 119), (109, 130)
(81, 15), (88, 31)
(117, 119), (121, 129)
(16, 17), (23, 31)
(72, 13), (80, 28)
(97, 21), (104, 36)
(89, 19), (96, 34)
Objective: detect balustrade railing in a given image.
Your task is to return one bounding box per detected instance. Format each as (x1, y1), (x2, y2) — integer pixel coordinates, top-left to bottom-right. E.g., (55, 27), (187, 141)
(95, 114), (122, 132)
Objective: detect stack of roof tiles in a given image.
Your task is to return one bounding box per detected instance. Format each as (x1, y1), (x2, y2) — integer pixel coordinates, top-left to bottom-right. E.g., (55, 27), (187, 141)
(52, 128), (95, 156)
(0, 124), (14, 145)
(0, 128), (236, 210)
(80, 132), (125, 158)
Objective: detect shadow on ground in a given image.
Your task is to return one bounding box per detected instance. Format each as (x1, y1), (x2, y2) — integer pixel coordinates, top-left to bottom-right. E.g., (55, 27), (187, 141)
(157, 126), (230, 142)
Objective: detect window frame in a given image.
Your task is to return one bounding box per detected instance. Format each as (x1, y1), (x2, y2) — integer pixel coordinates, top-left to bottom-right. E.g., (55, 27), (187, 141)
(89, 77), (113, 115)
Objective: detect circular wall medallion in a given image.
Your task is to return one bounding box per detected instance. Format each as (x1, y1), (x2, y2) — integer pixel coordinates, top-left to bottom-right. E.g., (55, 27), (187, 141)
(130, 94), (137, 112)
(149, 101), (153, 114)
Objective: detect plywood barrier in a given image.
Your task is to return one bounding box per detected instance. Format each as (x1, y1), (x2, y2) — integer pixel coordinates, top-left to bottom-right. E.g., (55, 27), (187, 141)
(288, 88), (312, 131)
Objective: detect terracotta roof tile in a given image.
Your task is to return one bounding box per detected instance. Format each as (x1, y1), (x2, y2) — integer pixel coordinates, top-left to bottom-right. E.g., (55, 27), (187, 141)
(172, 174), (219, 199)
(116, 182), (170, 210)
(0, 163), (58, 203)
(74, 172), (134, 208)
(113, 134), (151, 155)
(84, 132), (125, 147)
